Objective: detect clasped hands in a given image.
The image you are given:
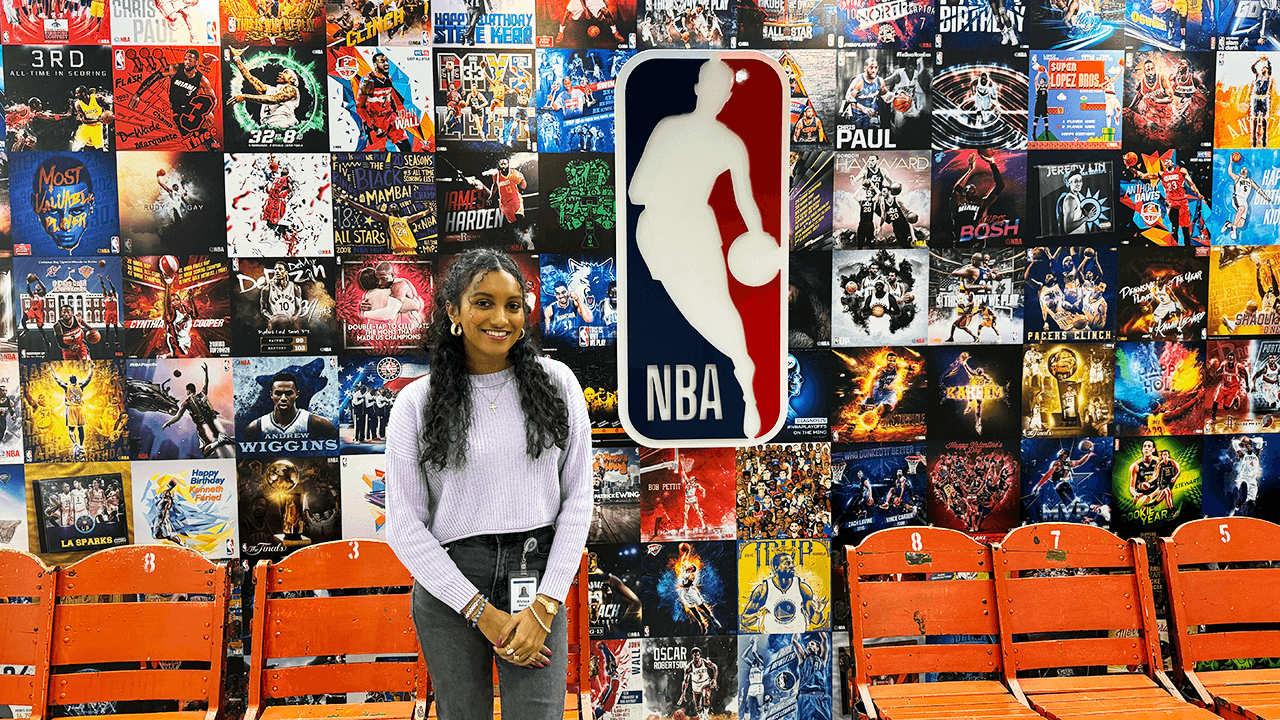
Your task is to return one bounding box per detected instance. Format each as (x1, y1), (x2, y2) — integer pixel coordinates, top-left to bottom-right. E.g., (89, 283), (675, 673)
(476, 602), (554, 669)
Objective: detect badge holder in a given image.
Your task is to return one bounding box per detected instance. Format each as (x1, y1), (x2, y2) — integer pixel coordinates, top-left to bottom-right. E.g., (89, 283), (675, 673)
(509, 537), (539, 613)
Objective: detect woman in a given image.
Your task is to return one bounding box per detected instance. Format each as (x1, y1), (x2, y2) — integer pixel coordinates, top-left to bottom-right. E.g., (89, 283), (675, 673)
(386, 248), (592, 719)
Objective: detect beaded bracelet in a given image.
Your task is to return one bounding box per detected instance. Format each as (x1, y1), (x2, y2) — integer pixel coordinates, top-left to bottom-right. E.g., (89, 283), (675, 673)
(467, 596), (488, 628)
(531, 606), (551, 633)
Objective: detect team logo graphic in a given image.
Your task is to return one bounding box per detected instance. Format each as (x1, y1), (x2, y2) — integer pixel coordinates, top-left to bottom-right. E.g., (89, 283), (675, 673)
(617, 51), (789, 447)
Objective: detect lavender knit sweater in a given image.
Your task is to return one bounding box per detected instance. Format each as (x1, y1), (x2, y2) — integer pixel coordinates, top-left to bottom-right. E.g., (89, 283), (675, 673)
(385, 357), (593, 613)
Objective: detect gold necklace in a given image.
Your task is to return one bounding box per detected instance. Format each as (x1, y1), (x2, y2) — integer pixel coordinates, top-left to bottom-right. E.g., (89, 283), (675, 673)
(475, 377), (513, 414)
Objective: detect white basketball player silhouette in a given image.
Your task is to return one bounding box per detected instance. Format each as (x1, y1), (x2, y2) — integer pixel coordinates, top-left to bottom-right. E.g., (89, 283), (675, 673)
(629, 58), (781, 439)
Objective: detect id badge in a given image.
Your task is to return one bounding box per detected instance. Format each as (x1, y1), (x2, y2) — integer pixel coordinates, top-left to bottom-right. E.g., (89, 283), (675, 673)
(510, 571), (538, 613)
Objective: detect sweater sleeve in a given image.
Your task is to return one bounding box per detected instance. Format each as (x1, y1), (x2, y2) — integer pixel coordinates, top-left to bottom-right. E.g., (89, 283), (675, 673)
(384, 380), (481, 614)
(537, 361), (593, 604)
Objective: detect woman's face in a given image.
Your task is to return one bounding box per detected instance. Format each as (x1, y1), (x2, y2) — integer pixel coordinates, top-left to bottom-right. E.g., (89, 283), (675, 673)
(449, 268), (526, 373)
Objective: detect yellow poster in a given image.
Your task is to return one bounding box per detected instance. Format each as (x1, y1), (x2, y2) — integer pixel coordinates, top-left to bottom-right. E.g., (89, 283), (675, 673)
(737, 539), (830, 634)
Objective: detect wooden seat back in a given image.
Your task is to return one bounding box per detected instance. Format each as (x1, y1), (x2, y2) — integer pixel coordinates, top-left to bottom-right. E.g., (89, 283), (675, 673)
(992, 523), (1166, 689)
(0, 550), (54, 720)
(847, 527), (1006, 706)
(247, 540), (428, 719)
(49, 545), (229, 720)
(1160, 517), (1280, 704)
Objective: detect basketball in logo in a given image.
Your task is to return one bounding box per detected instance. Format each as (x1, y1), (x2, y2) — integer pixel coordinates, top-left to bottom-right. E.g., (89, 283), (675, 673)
(772, 598), (798, 625)
(617, 51), (790, 448)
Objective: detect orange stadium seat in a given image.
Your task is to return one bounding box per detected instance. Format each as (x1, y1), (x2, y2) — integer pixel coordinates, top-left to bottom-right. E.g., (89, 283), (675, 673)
(0, 549), (54, 720)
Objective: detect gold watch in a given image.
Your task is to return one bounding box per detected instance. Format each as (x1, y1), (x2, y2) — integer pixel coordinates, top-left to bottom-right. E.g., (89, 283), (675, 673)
(537, 595), (559, 616)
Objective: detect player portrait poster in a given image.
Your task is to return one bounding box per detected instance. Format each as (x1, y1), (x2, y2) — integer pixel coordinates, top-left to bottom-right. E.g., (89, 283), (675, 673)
(0, 356), (21, 462)
(589, 639), (643, 720)
(562, 347), (624, 442)
(779, 350), (831, 442)
(536, 50), (630, 154)
(27, 462), (131, 561)
(788, 253), (831, 350)
(735, 442), (831, 540)
(636, 0), (732, 48)
(1127, 0), (1212, 48)
(834, 50), (931, 152)
(732, 0), (832, 47)
(339, 453), (386, 539)
(937, 0), (1026, 47)
(833, 151), (931, 248)
(1027, 51), (1124, 149)
(1203, 434), (1280, 522)
(1115, 246), (1208, 340)
(641, 636), (736, 720)
(232, 355), (339, 457)
(1114, 341), (1207, 436)
(790, 150), (835, 251)
(130, 458), (238, 558)
(765, 51), (836, 150)
(435, 49), (536, 152)
(220, 0), (323, 44)
(230, 257), (339, 356)
(1025, 0), (1123, 48)
(221, 47), (328, 152)
(126, 358), (235, 460)
(2, 46), (113, 153)
(9, 152), (119, 257)
(829, 0), (936, 48)
(831, 249), (927, 346)
(0, 465), (28, 552)
(1211, 246), (1280, 336)
(829, 347), (926, 443)
(588, 544), (644, 638)
(1216, 0), (1280, 50)
(327, 47), (435, 153)
(737, 632), (832, 720)
(225, 153), (334, 258)
(931, 50), (1029, 151)
(737, 539), (830, 634)
(640, 540), (736, 637)
(1214, 52), (1280, 149)
(926, 438), (1020, 536)
(1030, 156), (1116, 241)
(123, 255), (232, 359)
(1023, 246), (1117, 342)
(927, 247), (1026, 344)
(829, 442), (926, 547)
(541, 153), (618, 254)
(433, 0), (534, 44)
(332, 153), (437, 256)
(326, 0), (430, 45)
(1122, 51), (1213, 155)
(1112, 435), (1202, 537)
(1020, 437), (1113, 526)
(21, 360), (126, 463)
(0, 0), (110, 45)
(112, 0), (220, 43)
(1021, 342), (1115, 438)
(1119, 149), (1212, 247)
(14, 257), (124, 361)
(1205, 338), (1280, 434)
(639, 447), (736, 543)
(541, 253), (615, 349)
(929, 149), (1026, 247)
(336, 256), (433, 354)
(590, 446), (641, 543)
(113, 47), (222, 151)
(927, 344), (1021, 440)
(117, 151), (226, 256)
(337, 356), (428, 454)
(534, 0), (636, 47)
(1211, 149), (1280, 246)
(237, 455), (340, 558)
(437, 151), (539, 250)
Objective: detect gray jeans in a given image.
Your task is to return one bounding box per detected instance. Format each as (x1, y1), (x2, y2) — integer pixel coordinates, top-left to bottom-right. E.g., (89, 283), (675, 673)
(412, 525), (569, 720)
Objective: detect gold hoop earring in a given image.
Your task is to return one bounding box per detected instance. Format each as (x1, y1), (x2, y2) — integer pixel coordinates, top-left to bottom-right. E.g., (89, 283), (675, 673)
(450, 322), (462, 337)
(517, 328), (525, 340)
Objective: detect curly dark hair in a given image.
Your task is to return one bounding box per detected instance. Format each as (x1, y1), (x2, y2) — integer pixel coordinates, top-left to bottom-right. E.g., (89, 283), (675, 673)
(420, 248), (570, 469)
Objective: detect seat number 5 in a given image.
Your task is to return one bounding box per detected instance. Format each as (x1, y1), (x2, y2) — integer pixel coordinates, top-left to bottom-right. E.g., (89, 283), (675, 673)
(1219, 524), (1231, 543)
(349, 540), (360, 559)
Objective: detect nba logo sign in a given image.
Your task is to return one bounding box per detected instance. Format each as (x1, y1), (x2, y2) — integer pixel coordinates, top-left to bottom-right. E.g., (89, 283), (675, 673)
(617, 51), (790, 448)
